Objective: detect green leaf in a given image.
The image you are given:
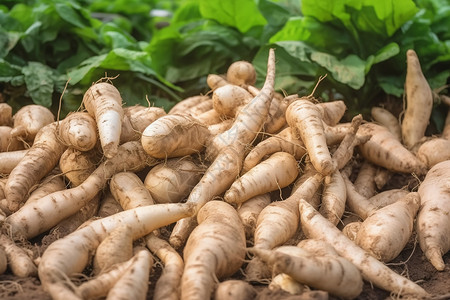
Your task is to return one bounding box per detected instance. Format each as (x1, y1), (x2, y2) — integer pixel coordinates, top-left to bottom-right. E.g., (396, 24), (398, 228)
(67, 54), (106, 84)
(7, 3), (34, 31)
(199, 0), (267, 33)
(21, 21), (41, 52)
(372, 42), (400, 64)
(365, 42), (400, 73)
(172, 0), (202, 24)
(253, 43), (317, 92)
(377, 75), (404, 97)
(269, 16), (353, 56)
(145, 25), (181, 76)
(310, 52), (366, 89)
(0, 59), (23, 81)
(273, 41), (313, 63)
(301, 0), (418, 38)
(427, 69), (450, 90)
(258, 0), (292, 27)
(68, 48), (180, 91)
(0, 29), (9, 58)
(55, 3), (88, 28)
(22, 62), (55, 107)
(102, 31), (136, 49)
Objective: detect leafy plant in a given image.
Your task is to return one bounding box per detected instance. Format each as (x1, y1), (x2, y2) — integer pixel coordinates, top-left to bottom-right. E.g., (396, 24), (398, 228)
(0, 0), (448, 125)
(0, 0), (178, 115)
(251, 0), (449, 119)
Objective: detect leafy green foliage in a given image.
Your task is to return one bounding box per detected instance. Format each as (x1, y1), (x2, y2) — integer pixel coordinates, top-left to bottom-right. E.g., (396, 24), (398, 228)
(0, 0), (176, 115)
(0, 0), (449, 123)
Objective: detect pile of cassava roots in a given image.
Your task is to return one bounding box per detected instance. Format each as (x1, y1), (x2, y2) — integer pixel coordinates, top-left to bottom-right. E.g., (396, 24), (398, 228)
(0, 48), (449, 300)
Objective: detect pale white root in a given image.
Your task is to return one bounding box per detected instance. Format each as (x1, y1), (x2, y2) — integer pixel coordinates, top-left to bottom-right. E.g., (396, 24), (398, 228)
(237, 193), (271, 239)
(417, 160), (450, 271)
(416, 137), (450, 169)
(319, 169), (346, 226)
(93, 223), (133, 275)
(299, 199), (430, 297)
(169, 95), (210, 115)
(183, 99), (214, 117)
(343, 173), (385, 220)
(262, 92), (295, 134)
(59, 146), (101, 187)
(330, 114), (367, 170)
(342, 221), (362, 241)
(205, 49), (276, 160)
(25, 168), (66, 205)
(0, 103), (13, 126)
(0, 150), (28, 174)
(214, 280), (257, 300)
(286, 98), (335, 175)
(212, 84), (253, 117)
(40, 194), (100, 251)
(57, 112), (98, 151)
(315, 100), (347, 126)
(106, 247), (153, 300)
(5, 122), (67, 212)
(269, 273), (306, 295)
(369, 189), (409, 208)
(296, 238), (340, 257)
(402, 49), (433, 149)
(192, 108), (223, 126)
(224, 151), (299, 205)
(110, 171), (155, 209)
(11, 104), (55, 143)
(355, 192), (420, 262)
(252, 246), (364, 299)
(0, 126), (24, 152)
(254, 171), (323, 250)
(242, 127), (306, 173)
(0, 234), (37, 277)
(353, 160), (378, 198)
(6, 141), (158, 239)
(181, 201), (246, 300)
(357, 122), (427, 175)
(168, 215), (198, 250)
(170, 49), (276, 249)
(38, 202), (194, 300)
(242, 123), (351, 173)
(144, 157), (204, 204)
(97, 190), (123, 218)
(245, 171), (323, 282)
(371, 106), (401, 141)
(343, 173), (408, 220)
(120, 105), (166, 143)
(226, 60), (256, 87)
(82, 82), (124, 158)
(141, 114), (210, 159)
(206, 74), (229, 91)
(76, 257), (134, 299)
(145, 233), (184, 300)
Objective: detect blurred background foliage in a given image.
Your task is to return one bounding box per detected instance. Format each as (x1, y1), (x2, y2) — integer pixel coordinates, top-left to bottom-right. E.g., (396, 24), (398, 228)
(0, 0), (449, 128)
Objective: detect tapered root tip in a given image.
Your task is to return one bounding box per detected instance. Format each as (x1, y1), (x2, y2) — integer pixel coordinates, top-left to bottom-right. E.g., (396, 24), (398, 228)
(223, 189), (238, 204)
(316, 159), (336, 177)
(426, 247), (445, 271)
(102, 143), (118, 159)
(169, 236), (183, 250)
